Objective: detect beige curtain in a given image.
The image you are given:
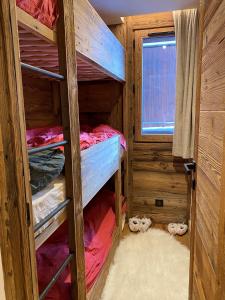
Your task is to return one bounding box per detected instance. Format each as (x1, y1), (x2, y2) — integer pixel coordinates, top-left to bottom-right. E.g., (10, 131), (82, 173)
(172, 9), (198, 159)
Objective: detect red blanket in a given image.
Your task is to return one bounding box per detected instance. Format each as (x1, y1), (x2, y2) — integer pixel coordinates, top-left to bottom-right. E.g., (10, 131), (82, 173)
(27, 125), (127, 151)
(36, 190), (118, 299)
(16, 0), (59, 29)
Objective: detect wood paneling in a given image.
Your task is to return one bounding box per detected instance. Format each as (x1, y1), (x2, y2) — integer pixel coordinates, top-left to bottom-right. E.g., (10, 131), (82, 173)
(81, 136), (120, 207)
(132, 143), (188, 223)
(78, 81), (123, 131)
(124, 12), (188, 223)
(23, 76), (61, 128)
(191, 1), (225, 299)
(131, 13), (174, 30)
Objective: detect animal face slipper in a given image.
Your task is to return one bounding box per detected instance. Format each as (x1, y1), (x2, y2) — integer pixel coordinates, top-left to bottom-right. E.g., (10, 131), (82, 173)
(129, 217), (140, 232)
(168, 223), (178, 235)
(139, 218), (152, 232)
(129, 217), (152, 232)
(168, 223), (188, 236)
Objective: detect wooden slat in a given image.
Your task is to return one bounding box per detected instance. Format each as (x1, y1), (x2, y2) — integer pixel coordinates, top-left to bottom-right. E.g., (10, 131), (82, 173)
(204, 0), (223, 28)
(87, 228), (120, 300)
(81, 136), (120, 207)
(74, 0), (125, 81)
(131, 12), (174, 30)
(193, 229), (218, 298)
(16, 7), (57, 44)
(57, 0), (86, 298)
(35, 210), (67, 250)
(115, 164), (122, 234)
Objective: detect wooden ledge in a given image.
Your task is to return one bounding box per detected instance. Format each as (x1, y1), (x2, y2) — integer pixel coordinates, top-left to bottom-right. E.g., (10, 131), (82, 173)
(16, 7), (57, 44)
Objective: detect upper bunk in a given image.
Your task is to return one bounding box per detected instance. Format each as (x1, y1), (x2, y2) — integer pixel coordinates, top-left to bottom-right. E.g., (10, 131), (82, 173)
(16, 0), (125, 82)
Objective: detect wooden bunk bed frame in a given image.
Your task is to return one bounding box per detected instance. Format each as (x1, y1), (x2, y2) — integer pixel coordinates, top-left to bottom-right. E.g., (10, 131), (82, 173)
(34, 135), (122, 249)
(0, 0), (125, 300)
(16, 0), (125, 82)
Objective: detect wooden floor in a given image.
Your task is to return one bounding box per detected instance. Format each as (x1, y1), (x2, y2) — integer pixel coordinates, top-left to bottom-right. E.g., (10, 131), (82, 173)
(122, 223), (190, 249)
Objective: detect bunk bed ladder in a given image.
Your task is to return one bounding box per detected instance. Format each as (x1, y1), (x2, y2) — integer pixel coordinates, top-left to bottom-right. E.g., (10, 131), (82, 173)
(15, 0), (86, 299)
(34, 0), (86, 298)
(55, 0), (86, 299)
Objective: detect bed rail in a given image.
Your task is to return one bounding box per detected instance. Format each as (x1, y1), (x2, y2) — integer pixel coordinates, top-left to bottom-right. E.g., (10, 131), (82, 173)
(21, 62), (64, 80)
(34, 198), (71, 233)
(28, 140), (68, 155)
(39, 253), (73, 300)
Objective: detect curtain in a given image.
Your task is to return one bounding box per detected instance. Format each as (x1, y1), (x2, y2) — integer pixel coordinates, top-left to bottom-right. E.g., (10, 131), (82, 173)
(172, 9), (199, 159)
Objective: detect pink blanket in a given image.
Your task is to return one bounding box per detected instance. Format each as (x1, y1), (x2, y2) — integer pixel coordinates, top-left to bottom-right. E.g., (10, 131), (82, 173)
(16, 0), (59, 29)
(27, 125), (127, 151)
(36, 190), (118, 299)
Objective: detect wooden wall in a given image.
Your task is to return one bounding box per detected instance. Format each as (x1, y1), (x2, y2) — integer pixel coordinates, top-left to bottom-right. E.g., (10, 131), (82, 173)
(132, 143), (188, 223)
(22, 75), (61, 128)
(191, 1), (225, 298)
(78, 81), (123, 131)
(125, 13), (189, 223)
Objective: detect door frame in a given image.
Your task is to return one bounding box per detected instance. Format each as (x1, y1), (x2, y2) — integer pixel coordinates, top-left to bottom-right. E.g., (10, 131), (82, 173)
(188, 1), (205, 298)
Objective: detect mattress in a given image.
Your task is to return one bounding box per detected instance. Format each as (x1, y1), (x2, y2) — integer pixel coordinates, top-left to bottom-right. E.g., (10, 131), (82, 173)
(32, 176), (65, 231)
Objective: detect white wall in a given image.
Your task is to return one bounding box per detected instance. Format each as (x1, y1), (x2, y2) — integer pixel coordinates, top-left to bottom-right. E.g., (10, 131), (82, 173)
(0, 250), (6, 300)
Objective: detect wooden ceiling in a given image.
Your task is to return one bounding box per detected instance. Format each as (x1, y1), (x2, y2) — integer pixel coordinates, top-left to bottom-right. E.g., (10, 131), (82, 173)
(19, 27), (111, 81)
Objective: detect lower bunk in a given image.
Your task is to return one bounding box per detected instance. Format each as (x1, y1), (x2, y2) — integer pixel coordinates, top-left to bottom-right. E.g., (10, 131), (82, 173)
(36, 189), (126, 299)
(27, 124), (126, 247)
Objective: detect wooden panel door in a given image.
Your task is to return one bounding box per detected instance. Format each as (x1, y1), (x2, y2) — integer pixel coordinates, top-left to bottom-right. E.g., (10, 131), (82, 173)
(190, 1), (225, 299)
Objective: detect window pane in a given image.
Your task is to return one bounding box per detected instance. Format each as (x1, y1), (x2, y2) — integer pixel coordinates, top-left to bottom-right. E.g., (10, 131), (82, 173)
(142, 34), (176, 135)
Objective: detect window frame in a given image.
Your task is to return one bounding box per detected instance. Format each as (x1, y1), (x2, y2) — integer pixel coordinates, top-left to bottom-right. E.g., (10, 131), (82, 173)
(134, 27), (175, 142)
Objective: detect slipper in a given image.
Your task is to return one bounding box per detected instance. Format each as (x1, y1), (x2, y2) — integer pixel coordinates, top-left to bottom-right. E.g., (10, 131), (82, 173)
(129, 217), (141, 232)
(139, 217), (152, 232)
(176, 223), (188, 236)
(168, 223), (178, 235)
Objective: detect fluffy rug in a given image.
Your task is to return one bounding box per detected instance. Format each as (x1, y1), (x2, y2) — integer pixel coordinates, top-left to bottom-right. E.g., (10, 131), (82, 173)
(101, 229), (190, 300)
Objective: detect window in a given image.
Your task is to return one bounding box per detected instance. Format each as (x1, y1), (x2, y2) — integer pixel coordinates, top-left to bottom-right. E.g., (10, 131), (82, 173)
(135, 29), (176, 141)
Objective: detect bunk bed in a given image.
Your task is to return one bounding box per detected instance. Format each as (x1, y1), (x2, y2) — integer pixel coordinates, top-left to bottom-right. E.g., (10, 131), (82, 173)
(14, 0), (126, 299)
(16, 0), (125, 82)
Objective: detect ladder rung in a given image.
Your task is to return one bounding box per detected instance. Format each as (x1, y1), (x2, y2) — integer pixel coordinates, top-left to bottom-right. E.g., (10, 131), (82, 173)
(28, 140), (68, 155)
(34, 198), (71, 233)
(39, 253), (73, 300)
(21, 62), (64, 80)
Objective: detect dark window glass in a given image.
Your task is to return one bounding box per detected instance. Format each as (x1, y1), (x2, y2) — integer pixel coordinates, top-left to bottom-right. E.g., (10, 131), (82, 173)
(142, 34), (176, 135)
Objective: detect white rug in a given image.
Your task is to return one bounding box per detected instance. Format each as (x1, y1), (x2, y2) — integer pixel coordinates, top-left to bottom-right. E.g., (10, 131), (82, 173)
(101, 229), (190, 300)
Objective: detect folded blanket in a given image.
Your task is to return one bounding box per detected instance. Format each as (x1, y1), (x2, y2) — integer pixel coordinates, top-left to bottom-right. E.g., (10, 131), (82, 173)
(29, 149), (65, 195)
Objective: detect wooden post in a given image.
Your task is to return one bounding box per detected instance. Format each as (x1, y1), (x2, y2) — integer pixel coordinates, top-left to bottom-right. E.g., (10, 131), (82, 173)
(0, 0), (39, 299)
(115, 165), (122, 235)
(57, 0), (86, 299)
